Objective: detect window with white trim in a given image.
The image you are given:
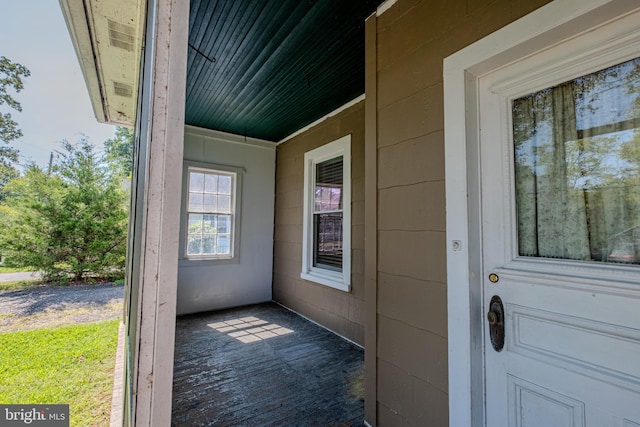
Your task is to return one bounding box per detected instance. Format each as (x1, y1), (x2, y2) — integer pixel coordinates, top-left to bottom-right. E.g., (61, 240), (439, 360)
(185, 167), (237, 259)
(301, 135), (351, 291)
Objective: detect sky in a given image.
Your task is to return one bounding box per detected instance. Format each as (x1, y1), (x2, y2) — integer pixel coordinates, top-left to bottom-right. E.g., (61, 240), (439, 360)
(0, 0), (116, 168)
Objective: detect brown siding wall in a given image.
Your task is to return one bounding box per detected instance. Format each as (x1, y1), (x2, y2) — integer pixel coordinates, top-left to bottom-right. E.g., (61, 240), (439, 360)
(372, 0), (551, 426)
(273, 101), (366, 345)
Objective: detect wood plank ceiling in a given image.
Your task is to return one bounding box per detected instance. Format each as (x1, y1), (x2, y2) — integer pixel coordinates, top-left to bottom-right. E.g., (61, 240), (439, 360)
(187, 0), (382, 142)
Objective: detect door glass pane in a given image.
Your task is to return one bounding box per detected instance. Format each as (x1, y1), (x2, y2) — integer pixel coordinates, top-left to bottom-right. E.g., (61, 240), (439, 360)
(513, 57), (640, 264)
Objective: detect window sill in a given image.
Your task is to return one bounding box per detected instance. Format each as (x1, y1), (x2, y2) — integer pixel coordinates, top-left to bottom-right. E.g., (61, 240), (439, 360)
(300, 270), (350, 292)
(179, 256), (239, 267)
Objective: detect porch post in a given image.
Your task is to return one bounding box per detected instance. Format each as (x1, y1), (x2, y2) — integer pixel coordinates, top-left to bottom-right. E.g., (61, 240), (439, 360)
(364, 12), (378, 427)
(132, 0), (188, 425)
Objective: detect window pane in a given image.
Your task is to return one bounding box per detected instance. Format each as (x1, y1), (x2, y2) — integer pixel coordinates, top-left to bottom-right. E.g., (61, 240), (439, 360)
(219, 175), (232, 195)
(217, 215), (231, 233)
(313, 213), (343, 270)
(187, 235), (202, 255)
(202, 214), (216, 233)
(314, 187), (323, 211)
(217, 195), (231, 213)
(315, 156), (343, 212)
(315, 185), (342, 211)
(331, 187), (342, 210)
(189, 172), (204, 192)
(513, 57), (640, 264)
(321, 186), (331, 209)
(316, 156), (343, 184)
(188, 214), (203, 235)
(188, 193), (204, 213)
(204, 173), (218, 193)
(203, 194), (217, 212)
(202, 235), (216, 254)
(217, 234), (231, 254)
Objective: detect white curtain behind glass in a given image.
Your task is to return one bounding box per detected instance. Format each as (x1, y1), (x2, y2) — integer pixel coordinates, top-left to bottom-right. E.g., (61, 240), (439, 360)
(513, 57), (640, 264)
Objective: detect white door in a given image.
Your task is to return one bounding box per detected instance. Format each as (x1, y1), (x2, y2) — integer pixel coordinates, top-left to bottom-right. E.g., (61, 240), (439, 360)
(479, 10), (640, 427)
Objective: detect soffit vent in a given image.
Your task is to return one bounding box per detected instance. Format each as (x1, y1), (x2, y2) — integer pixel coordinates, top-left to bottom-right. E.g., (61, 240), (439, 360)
(113, 81), (133, 98)
(108, 19), (135, 52)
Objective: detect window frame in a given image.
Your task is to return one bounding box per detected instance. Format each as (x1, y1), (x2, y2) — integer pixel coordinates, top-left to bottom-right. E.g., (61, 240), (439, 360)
(180, 161), (242, 263)
(301, 135), (351, 292)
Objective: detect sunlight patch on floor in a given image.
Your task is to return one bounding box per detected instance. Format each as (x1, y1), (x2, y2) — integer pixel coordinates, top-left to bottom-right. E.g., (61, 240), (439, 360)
(208, 316), (294, 343)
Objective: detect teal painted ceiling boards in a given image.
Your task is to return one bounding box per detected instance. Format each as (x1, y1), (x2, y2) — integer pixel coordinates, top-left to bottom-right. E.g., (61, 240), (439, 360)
(187, 0), (381, 142)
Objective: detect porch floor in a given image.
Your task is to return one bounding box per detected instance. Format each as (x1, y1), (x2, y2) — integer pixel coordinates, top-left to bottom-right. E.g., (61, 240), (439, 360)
(171, 302), (364, 426)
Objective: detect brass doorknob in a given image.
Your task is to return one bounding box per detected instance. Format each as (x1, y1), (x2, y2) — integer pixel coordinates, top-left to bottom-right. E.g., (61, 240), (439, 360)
(487, 311), (498, 325)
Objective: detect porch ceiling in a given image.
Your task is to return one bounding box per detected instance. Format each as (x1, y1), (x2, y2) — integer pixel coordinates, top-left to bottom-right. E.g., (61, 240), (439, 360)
(186, 0), (381, 142)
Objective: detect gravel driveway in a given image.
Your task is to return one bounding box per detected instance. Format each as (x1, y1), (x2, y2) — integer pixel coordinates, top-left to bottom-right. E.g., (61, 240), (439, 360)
(0, 283), (124, 333)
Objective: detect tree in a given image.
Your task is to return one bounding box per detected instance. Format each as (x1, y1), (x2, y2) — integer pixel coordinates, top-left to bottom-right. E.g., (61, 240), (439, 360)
(0, 138), (128, 282)
(0, 56), (30, 195)
(0, 146), (19, 192)
(0, 56), (30, 144)
(104, 126), (134, 176)
(0, 165), (65, 272)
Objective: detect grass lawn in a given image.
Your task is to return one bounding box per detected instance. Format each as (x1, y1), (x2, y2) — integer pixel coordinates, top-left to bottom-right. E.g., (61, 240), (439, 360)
(0, 276), (124, 292)
(0, 280), (43, 292)
(0, 319), (119, 426)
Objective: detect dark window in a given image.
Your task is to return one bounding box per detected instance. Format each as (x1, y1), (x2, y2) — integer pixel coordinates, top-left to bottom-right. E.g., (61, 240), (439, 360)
(313, 156), (343, 270)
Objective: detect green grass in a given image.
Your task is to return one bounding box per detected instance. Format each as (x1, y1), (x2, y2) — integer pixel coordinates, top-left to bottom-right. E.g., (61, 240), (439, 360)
(0, 279), (124, 292)
(0, 279), (43, 291)
(0, 319), (119, 427)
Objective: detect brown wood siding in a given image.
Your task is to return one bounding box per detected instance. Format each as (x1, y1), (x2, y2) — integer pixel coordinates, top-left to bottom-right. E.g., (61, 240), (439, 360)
(373, 0), (552, 426)
(273, 101), (366, 345)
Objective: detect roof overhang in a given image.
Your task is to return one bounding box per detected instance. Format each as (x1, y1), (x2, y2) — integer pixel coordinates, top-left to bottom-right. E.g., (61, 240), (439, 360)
(59, 0), (381, 139)
(184, 0), (381, 142)
(58, 0), (146, 126)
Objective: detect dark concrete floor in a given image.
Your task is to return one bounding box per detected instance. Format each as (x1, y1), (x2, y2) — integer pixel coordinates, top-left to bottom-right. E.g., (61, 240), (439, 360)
(172, 303), (364, 427)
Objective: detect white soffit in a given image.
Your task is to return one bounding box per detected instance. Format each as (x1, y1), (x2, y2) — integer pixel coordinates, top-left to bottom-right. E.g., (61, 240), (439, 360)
(58, 0), (146, 126)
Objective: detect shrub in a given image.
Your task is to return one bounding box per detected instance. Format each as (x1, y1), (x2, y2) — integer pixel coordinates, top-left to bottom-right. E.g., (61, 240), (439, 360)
(0, 139), (128, 281)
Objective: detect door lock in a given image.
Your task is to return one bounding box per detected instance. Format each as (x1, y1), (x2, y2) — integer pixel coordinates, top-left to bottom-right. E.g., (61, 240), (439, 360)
(487, 295), (505, 352)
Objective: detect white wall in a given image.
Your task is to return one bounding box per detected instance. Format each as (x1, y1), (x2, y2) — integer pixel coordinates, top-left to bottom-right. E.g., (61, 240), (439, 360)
(177, 125), (275, 315)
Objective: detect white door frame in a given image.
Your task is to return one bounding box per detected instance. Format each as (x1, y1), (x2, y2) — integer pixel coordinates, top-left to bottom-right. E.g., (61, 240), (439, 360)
(443, 1), (640, 426)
